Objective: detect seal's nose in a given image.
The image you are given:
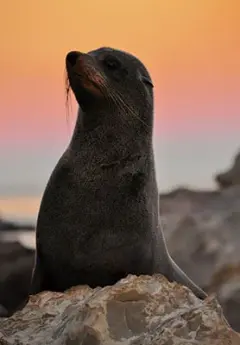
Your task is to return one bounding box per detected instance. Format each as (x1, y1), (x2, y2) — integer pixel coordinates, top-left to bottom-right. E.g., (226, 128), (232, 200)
(66, 51), (80, 66)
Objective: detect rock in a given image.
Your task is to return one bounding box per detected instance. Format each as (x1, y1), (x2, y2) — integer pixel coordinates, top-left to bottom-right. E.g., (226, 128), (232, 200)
(215, 151), (240, 188)
(160, 185), (240, 332)
(0, 241), (34, 315)
(208, 264), (240, 332)
(0, 274), (239, 345)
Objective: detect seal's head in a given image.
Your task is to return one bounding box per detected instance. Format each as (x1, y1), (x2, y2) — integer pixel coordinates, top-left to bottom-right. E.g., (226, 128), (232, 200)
(66, 47), (154, 132)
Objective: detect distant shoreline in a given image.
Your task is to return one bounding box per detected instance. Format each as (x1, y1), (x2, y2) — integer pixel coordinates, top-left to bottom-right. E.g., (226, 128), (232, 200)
(0, 218), (35, 232)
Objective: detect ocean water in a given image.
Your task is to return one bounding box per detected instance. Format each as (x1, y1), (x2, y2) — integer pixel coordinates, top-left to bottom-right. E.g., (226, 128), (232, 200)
(0, 131), (239, 224)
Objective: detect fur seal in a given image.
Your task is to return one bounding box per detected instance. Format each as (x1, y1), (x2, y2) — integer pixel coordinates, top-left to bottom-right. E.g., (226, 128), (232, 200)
(0, 47), (206, 317)
(30, 47), (206, 299)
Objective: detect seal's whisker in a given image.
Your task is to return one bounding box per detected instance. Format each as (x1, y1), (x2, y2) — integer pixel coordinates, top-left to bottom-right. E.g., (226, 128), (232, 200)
(107, 92), (128, 120)
(109, 87), (149, 128)
(95, 80), (129, 130)
(79, 75), (135, 129)
(96, 80), (132, 123)
(110, 88), (150, 130)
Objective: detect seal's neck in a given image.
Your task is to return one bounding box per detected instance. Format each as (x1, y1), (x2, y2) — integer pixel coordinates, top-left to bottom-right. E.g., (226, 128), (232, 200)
(70, 107), (108, 143)
(69, 107), (153, 157)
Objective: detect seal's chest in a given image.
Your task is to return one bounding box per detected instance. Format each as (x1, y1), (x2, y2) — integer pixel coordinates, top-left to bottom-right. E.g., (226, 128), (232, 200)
(71, 237), (153, 277)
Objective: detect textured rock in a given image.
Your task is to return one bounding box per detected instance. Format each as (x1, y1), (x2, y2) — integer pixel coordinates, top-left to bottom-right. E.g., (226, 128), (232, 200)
(0, 274), (239, 345)
(215, 151), (240, 188)
(160, 185), (240, 332)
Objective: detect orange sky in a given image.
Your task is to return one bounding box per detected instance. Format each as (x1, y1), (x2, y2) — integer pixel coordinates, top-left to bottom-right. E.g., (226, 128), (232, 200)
(0, 0), (240, 147)
(0, 0), (240, 220)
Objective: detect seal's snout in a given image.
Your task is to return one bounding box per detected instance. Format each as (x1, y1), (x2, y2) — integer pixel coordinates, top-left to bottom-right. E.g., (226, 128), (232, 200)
(66, 51), (93, 71)
(66, 51), (81, 66)
(66, 50), (105, 104)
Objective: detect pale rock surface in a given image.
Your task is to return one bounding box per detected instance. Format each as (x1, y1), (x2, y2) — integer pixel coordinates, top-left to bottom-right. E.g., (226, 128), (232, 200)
(0, 275), (239, 345)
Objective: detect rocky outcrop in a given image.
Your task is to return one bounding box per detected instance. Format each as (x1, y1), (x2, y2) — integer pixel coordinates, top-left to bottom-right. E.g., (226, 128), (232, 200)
(215, 151), (240, 188)
(160, 185), (240, 332)
(0, 274), (239, 345)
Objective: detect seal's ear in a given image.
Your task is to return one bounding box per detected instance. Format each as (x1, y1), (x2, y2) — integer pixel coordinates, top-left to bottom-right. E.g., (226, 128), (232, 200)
(142, 76), (154, 88)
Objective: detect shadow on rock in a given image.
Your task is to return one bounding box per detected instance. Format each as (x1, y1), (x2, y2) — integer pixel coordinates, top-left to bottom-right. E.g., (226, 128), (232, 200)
(0, 241), (34, 315)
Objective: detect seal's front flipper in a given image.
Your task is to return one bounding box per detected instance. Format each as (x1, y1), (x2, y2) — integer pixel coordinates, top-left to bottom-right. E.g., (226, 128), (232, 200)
(167, 257), (207, 300)
(29, 255), (46, 295)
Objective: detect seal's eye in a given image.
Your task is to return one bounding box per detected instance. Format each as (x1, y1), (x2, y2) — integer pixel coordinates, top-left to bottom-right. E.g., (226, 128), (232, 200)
(104, 56), (121, 71)
(142, 76), (154, 88)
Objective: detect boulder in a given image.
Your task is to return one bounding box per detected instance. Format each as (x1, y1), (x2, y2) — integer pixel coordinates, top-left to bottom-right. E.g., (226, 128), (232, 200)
(0, 274), (239, 345)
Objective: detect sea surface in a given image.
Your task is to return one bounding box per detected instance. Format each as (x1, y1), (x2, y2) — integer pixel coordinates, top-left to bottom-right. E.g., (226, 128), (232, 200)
(0, 132), (239, 224)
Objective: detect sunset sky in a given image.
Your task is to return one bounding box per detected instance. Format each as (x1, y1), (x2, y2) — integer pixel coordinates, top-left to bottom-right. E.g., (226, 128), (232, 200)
(0, 0), (240, 221)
